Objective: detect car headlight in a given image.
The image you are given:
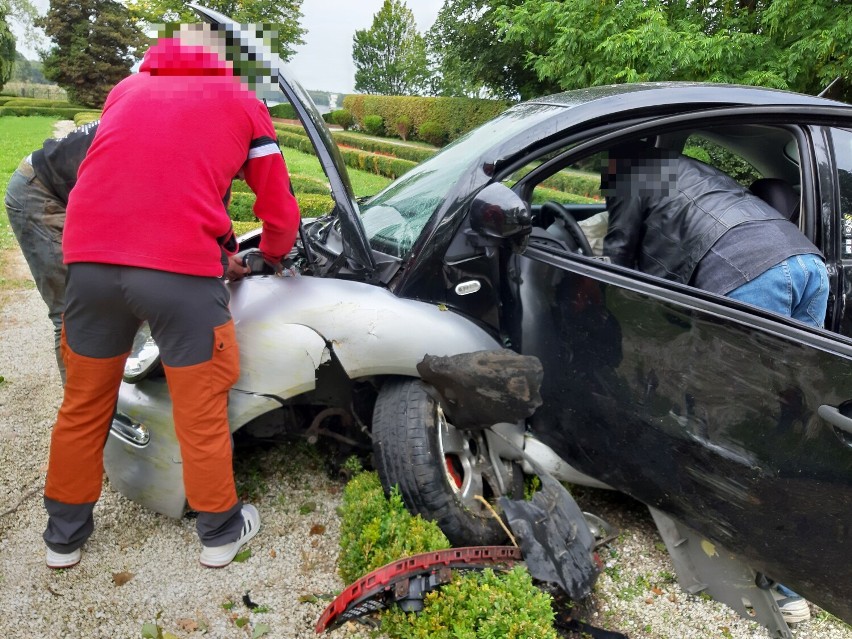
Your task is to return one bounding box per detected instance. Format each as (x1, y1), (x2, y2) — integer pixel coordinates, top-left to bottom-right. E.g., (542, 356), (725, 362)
(123, 322), (161, 383)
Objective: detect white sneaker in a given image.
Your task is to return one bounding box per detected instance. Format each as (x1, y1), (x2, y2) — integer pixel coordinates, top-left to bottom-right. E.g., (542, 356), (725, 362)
(199, 504), (261, 568)
(772, 583), (811, 624)
(46, 547), (81, 569)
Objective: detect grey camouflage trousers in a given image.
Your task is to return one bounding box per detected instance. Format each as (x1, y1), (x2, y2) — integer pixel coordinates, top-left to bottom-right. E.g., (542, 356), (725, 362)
(4, 159), (67, 383)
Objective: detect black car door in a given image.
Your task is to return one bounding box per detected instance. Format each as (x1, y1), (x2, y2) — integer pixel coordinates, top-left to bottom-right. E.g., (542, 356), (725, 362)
(502, 112), (852, 623)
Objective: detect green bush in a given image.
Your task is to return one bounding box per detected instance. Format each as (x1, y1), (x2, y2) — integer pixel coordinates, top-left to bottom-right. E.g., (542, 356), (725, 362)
(73, 111), (101, 126)
(0, 96), (18, 105)
(541, 171), (601, 198)
(418, 121), (446, 147)
(268, 102), (296, 120)
(277, 130), (317, 155)
(363, 114), (384, 136)
(381, 567), (558, 639)
(1, 98), (85, 108)
(394, 115), (412, 141)
(232, 177), (328, 196)
(332, 132), (435, 163)
(338, 471), (451, 585)
(329, 108), (354, 131)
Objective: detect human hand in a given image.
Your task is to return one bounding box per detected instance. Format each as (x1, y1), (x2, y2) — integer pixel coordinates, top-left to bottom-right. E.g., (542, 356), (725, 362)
(225, 254), (251, 281)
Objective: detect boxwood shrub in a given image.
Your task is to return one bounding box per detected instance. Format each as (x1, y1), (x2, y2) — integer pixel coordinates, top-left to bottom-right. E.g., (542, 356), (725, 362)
(338, 147), (416, 179)
(363, 114), (384, 136)
(268, 102), (296, 120)
(0, 106), (88, 118)
(74, 111), (102, 126)
(274, 123), (308, 138)
(417, 121), (447, 147)
(228, 191), (332, 221)
(329, 108), (354, 131)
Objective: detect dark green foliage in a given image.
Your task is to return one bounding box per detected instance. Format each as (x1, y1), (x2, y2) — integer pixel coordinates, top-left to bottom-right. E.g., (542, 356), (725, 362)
(541, 171), (601, 199)
(683, 138), (761, 186)
(417, 121), (446, 147)
(363, 114), (384, 136)
(10, 52), (47, 84)
(344, 94), (510, 144)
(2, 98), (84, 108)
(337, 471), (450, 585)
(268, 102), (297, 120)
(38, 0), (146, 107)
(0, 12), (14, 93)
(381, 567), (559, 639)
(329, 109), (354, 130)
(352, 0), (429, 96)
(276, 130), (316, 155)
(228, 191), (331, 221)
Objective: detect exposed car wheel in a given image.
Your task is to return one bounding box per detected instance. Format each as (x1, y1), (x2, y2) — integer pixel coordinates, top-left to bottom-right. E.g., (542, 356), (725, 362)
(372, 377), (522, 546)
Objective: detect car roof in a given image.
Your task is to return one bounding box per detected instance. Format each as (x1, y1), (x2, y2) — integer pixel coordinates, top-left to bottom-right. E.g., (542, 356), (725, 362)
(528, 82), (849, 113)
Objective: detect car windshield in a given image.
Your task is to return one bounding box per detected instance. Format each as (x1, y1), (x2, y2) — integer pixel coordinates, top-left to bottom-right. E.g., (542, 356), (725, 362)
(359, 103), (565, 258)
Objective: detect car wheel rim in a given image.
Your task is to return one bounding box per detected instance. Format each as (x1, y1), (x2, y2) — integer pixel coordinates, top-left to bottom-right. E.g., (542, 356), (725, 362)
(436, 405), (505, 515)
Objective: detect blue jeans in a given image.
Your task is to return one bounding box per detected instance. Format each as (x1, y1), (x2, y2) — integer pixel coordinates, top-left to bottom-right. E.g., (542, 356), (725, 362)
(727, 254), (828, 327)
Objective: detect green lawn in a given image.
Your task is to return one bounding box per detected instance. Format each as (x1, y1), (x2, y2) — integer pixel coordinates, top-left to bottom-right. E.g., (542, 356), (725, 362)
(283, 146), (392, 198)
(0, 117), (58, 251)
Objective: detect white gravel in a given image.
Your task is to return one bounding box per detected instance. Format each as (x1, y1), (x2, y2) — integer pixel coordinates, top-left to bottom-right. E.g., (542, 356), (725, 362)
(0, 124), (848, 638)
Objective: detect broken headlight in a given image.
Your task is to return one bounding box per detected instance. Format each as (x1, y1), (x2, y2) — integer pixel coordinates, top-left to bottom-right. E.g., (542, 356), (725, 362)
(123, 322), (161, 383)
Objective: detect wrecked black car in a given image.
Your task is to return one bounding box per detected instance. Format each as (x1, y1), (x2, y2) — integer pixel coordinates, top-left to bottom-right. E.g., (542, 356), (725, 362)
(105, 7), (852, 634)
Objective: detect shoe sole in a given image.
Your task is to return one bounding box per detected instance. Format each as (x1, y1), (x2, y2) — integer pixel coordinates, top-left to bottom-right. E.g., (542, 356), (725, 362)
(46, 551), (81, 569)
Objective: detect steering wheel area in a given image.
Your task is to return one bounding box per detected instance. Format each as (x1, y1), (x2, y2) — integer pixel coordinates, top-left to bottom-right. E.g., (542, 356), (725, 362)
(541, 201), (595, 257)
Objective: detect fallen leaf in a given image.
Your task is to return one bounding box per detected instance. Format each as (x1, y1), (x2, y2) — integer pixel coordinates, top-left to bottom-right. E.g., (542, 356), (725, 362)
(298, 594), (318, 604)
(163, 633), (179, 639)
(176, 618), (198, 632)
(233, 548), (252, 562)
(644, 597), (654, 604)
(222, 600), (235, 610)
(235, 617), (249, 628)
(269, 549), (277, 559)
(309, 524), (326, 535)
(112, 571), (134, 586)
(252, 623), (271, 638)
(651, 586), (663, 595)
(141, 622), (160, 639)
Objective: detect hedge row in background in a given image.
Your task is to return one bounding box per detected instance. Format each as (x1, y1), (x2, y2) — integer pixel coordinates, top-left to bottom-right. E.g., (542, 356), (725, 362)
(268, 102), (297, 120)
(231, 174), (330, 196)
(276, 128), (418, 180)
(74, 111), (102, 126)
(332, 131), (435, 163)
(229, 191), (333, 221)
(0, 106), (89, 118)
(542, 170), (601, 199)
(2, 98), (86, 109)
(277, 123), (437, 164)
(343, 94), (511, 144)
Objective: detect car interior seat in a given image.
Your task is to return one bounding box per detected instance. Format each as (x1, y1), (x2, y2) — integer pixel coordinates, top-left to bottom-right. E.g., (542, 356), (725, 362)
(749, 178), (800, 225)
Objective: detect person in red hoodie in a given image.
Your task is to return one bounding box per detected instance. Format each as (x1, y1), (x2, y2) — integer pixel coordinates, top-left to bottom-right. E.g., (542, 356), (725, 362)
(42, 27), (301, 569)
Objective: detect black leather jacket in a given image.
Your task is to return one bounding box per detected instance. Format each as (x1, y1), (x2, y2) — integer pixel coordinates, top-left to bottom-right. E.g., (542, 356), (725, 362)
(603, 152), (790, 284)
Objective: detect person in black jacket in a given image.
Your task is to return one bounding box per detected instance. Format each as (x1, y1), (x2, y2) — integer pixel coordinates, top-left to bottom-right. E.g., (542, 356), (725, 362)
(602, 141), (828, 328)
(4, 121), (99, 383)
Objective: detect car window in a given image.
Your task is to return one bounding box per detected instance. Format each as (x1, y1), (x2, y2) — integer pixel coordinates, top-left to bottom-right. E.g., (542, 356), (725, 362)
(831, 128), (852, 259)
(682, 134), (761, 187)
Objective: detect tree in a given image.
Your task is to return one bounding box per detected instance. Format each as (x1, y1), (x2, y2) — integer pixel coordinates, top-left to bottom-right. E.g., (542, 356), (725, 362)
(427, 0), (554, 100)
(39, 0), (147, 106)
(126, 0), (305, 61)
(0, 7), (14, 92)
(11, 50), (48, 83)
(352, 0), (429, 96)
(492, 0), (851, 101)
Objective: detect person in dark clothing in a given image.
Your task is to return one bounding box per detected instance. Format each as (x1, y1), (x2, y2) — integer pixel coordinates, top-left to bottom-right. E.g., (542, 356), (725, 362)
(603, 142), (828, 328)
(602, 141), (820, 623)
(4, 121), (99, 383)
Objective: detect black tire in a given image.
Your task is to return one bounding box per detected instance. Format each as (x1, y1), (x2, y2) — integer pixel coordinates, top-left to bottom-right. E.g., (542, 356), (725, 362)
(372, 377), (522, 546)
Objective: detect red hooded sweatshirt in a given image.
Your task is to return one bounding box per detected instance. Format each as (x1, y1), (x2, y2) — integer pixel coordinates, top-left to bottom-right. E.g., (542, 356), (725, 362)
(63, 39), (300, 277)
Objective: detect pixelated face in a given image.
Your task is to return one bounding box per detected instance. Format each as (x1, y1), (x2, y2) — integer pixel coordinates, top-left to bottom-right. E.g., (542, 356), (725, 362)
(150, 22), (281, 100)
(601, 151), (679, 199)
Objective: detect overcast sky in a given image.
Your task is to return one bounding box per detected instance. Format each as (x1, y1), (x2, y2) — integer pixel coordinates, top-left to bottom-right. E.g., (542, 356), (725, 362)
(12, 0), (444, 94)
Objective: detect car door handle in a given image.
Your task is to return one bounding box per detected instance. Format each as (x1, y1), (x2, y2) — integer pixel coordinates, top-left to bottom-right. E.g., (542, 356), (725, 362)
(817, 404), (852, 435)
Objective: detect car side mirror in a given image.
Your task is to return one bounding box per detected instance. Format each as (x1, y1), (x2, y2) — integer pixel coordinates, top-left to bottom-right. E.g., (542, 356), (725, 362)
(468, 183), (532, 253)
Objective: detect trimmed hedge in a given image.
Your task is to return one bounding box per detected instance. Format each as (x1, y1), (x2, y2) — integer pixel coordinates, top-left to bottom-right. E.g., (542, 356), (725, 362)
(277, 130), (317, 155)
(268, 102), (296, 119)
(275, 123), (307, 138)
(343, 94), (511, 143)
(338, 147), (416, 179)
(231, 175), (329, 196)
(229, 191), (332, 221)
(332, 132), (435, 163)
(74, 111), (102, 126)
(0, 96), (18, 106)
(541, 170), (601, 199)
(2, 98), (86, 109)
(0, 106), (88, 118)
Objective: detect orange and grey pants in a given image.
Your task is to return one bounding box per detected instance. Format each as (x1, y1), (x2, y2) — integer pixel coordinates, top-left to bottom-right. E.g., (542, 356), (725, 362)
(44, 263), (244, 553)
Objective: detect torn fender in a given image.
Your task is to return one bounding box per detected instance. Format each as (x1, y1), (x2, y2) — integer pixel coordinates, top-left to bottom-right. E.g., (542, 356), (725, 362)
(226, 275), (501, 395)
